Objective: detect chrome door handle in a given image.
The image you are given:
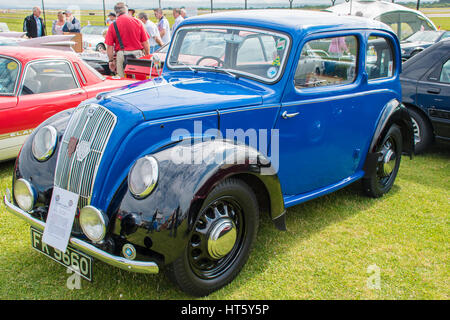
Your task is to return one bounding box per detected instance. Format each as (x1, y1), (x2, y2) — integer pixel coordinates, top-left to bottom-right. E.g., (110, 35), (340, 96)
(281, 111), (299, 119)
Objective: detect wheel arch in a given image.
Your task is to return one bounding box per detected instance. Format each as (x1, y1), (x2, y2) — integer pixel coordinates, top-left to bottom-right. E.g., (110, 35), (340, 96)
(363, 99), (414, 177)
(403, 102), (435, 136)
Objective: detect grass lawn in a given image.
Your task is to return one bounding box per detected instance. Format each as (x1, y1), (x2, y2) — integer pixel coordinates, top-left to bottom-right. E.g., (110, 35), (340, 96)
(0, 144), (448, 300)
(430, 17), (450, 30)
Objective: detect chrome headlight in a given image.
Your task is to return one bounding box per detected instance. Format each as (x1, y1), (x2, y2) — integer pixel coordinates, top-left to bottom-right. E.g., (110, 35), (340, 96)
(32, 125), (57, 161)
(79, 206), (108, 243)
(128, 156), (158, 199)
(14, 178), (36, 212)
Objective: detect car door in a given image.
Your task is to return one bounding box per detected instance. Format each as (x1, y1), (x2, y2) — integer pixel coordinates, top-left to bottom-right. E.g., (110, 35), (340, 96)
(14, 59), (87, 135)
(0, 55), (20, 111)
(416, 55), (450, 139)
(0, 55), (21, 160)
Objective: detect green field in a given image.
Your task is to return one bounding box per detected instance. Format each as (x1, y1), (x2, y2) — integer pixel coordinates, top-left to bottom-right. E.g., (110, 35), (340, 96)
(0, 144), (448, 299)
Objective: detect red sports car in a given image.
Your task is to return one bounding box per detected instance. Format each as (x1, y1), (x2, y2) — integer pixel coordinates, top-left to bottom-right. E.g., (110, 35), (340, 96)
(0, 47), (136, 161)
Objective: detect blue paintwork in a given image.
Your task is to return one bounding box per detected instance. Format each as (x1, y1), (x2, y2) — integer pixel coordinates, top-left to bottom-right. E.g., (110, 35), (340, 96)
(84, 10), (404, 213)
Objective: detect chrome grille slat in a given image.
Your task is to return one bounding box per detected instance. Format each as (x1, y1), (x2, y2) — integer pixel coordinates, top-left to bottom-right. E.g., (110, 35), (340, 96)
(54, 104), (117, 233)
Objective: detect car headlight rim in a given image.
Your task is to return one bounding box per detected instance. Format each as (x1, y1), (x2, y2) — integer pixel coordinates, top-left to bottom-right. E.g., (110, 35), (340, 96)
(128, 156), (159, 199)
(14, 178), (36, 212)
(32, 125), (58, 162)
(79, 206), (108, 243)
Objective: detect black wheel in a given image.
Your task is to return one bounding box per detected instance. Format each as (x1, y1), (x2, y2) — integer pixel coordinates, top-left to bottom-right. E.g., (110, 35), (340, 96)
(96, 43), (106, 52)
(408, 107), (433, 154)
(363, 125), (402, 198)
(410, 50), (421, 58)
(165, 178), (259, 296)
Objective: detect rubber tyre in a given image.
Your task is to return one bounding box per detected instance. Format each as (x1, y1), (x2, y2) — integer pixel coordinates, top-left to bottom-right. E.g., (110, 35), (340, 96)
(363, 125), (402, 198)
(165, 178), (259, 296)
(96, 43), (106, 52)
(408, 107), (433, 154)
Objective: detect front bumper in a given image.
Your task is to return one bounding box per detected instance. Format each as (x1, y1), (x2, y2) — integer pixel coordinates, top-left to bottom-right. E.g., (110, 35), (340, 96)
(3, 192), (159, 275)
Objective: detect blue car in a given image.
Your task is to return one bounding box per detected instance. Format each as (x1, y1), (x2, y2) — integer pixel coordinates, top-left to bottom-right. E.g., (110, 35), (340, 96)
(4, 10), (414, 296)
(401, 39), (450, 153)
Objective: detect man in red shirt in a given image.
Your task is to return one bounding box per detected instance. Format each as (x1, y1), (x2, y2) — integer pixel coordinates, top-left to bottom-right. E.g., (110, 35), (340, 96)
(105, 2), (150, 77)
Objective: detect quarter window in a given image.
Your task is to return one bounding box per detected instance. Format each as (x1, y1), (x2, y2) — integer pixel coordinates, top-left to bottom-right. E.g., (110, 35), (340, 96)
(0, 57), (20, 95)
(294, 35), (358, 89)
(366, 36), (395, 80)
(21, 60), (78, 95)
(440, 59), (450, 84)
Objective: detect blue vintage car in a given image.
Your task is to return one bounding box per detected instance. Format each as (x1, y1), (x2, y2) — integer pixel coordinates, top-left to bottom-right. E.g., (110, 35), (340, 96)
(4, 10), (413, 296)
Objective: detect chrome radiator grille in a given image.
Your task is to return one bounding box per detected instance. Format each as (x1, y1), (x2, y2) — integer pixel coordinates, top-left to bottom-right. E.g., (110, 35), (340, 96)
(54, 104), (116, 212)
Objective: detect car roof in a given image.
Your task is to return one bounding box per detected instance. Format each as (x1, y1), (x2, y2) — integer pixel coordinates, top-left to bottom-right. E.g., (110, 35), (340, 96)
(181, 9), (393, 36)
(0, 46), (78, 63)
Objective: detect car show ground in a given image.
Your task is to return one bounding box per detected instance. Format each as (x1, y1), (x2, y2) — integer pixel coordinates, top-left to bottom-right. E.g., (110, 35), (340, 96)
(0, 145), (448, 299)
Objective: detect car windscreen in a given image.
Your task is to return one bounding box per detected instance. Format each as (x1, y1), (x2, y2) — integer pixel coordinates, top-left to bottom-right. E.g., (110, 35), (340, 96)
(0, 56), (20, 95)
(167, 26), (290, 83)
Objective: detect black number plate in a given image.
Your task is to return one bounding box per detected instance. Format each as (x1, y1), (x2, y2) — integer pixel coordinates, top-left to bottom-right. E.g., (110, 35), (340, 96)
(30, 227), (92, 281)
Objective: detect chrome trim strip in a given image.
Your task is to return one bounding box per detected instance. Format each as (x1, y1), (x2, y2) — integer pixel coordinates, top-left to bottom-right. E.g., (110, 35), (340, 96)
(3, 194), (159, 274)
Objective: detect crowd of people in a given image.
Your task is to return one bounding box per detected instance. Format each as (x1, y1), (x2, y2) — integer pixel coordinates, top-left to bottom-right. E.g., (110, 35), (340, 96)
(23, 3), (187, 77)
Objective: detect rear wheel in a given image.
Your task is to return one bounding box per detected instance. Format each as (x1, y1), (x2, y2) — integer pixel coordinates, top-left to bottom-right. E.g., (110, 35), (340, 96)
(363, 125), (402, 198)
(408, 107), (433, 154)
(165, 178), (259, 296)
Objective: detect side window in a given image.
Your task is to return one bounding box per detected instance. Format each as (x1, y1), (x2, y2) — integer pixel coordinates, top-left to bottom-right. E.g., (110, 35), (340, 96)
(440, 59), (450, 84)
(0, 57), (20, 95)
(294, 35), (358, 89)
(21, 60), (78, 95)
(366, 36), (394, 80)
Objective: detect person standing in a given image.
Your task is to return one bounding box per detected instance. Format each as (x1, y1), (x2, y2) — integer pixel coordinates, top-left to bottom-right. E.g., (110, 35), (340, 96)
(105, 2), (150, 77)
(23, 7), (46, 38)
(180, 8), (188, 19)
(171, 8), (184, 34)
(137, 12), (164, 53)
(154, 8), (171, 45)
(52, 11), (66, 35)
(62, 10), (81, 33)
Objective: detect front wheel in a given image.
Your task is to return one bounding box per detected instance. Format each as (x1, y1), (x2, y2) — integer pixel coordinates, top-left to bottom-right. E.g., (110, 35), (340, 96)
(363, 124), (402, 198)
(165, 178), (259, 296)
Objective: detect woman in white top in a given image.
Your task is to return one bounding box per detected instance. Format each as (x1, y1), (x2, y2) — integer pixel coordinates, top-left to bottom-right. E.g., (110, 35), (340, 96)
(52, 11), (66, 35)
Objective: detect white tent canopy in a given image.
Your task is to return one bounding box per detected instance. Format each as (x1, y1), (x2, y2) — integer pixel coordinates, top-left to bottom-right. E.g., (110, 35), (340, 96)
(326, 0), (437, 40)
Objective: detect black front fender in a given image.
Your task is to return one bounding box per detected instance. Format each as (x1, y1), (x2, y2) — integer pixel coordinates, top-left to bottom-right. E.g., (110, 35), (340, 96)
(112, 139), (285, 265)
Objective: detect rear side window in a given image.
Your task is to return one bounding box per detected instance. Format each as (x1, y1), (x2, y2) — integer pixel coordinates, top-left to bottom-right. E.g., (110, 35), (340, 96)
(366, 36), (395, 80)
(21, 60), (78, 95)
(294, 35), (358, 89)
(440, 59), (450, 84)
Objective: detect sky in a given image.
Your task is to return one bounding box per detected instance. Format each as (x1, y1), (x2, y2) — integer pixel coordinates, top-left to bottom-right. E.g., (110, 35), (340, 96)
(0, 0), (436, 10)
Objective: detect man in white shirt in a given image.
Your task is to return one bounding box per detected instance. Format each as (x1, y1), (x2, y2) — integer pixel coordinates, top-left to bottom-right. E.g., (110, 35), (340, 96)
(171, 8), (184, 34)
(154, 8), (171, 45)
(137, 12), (164, 53)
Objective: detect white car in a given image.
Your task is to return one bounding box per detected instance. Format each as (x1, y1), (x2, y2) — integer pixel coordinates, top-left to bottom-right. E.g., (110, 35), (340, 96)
(81, 25), (108, 51)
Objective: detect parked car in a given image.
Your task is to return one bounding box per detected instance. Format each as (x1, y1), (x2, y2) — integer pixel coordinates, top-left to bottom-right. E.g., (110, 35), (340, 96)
(4, 10), (413, 296)
(401, 30), (450, 60)
(401, 39), (450, 153)
(0, 46), (136, 161)
(81, 25), (108, 52)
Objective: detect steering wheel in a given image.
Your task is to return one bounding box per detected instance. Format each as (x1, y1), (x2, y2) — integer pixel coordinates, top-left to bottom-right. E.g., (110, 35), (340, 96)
(195, 56), (224, 67)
